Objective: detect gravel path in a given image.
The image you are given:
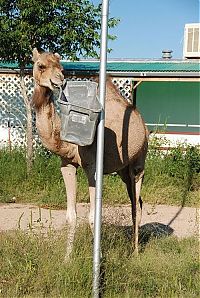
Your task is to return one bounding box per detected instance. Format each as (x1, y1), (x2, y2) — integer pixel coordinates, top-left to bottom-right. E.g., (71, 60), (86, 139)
(0, 203), (199, 238)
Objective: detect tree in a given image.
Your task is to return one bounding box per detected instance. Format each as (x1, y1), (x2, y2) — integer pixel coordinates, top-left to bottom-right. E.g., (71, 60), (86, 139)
(0, 0), (119, 172)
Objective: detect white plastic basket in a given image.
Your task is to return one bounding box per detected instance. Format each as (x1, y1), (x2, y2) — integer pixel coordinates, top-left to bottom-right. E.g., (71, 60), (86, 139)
(58, 81), (102, 146)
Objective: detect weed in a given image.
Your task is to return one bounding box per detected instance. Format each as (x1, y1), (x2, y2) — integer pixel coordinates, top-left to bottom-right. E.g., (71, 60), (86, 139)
(0, 228), (198, 297)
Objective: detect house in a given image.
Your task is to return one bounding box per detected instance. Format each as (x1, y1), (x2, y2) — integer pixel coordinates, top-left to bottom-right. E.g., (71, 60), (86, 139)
(60, 57), (200, 147)
(0, 23), (199, 147)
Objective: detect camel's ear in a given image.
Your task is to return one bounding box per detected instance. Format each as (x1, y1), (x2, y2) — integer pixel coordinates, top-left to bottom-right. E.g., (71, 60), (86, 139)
(54, 53), (61, 60)
(32, 48), (40, 62)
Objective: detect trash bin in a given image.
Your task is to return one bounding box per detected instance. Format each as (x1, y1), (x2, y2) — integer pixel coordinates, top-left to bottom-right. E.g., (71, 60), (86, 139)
(58, 81), (102, 146)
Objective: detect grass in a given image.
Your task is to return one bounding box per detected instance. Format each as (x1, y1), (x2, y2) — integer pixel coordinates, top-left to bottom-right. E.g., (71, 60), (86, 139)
(143, 142), (200, 207)
(0, 142), (199, 208)
(0, 142), (199, 297)
(0, 227), (199, 297)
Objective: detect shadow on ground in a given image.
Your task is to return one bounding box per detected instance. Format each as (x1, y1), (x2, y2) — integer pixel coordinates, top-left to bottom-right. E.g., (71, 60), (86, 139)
(102, 222), (174, 249)
(139, 222), (174, 246)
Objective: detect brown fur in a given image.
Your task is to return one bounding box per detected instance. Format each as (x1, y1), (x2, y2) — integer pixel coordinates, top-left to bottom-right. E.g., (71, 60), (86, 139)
(32, 85), (52, 110)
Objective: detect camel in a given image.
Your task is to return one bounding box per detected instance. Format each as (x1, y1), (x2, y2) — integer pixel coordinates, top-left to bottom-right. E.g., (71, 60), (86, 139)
(31, 48), (148, 257)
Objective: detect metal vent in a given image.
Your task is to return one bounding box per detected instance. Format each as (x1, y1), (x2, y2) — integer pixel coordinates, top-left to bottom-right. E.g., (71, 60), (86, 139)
(162, 50), (173, 59)
(183, 23), (200, 58)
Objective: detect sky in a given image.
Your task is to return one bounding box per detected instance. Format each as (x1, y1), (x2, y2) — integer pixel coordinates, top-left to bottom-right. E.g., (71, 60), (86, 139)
(92, 0), (199, 59)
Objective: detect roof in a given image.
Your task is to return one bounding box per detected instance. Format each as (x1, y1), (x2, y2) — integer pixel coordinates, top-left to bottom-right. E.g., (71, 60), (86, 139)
(0, 59), (199, 79)
(62, 60), (200, 73)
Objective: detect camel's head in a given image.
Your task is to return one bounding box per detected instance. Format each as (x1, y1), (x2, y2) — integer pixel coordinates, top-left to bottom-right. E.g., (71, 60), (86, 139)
(32, 48), (64, 90)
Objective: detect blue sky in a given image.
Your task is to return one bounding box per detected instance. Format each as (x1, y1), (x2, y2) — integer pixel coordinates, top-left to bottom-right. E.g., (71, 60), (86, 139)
(92, 0), (199, 59)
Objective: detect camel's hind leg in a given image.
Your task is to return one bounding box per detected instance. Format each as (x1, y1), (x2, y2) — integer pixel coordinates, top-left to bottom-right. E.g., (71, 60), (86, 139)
(84, 170), (96, 234)
(118, 166), (143, 254)
(61, 161), (77, 260)
(132, 173), (143, 254)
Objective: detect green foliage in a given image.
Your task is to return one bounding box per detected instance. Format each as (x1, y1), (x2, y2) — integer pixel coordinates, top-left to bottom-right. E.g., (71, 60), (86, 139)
(0, 141), (199, 207)
(142, 138), (200, 206)
(0, 0), (119, 67)
(164, 145), (200, 180)
(0, 147), (63, 206)
(0, 229), (199, 297)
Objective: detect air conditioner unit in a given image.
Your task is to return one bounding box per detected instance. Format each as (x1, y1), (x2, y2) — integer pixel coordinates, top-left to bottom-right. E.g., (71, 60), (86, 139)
(183, 23), (200, 58)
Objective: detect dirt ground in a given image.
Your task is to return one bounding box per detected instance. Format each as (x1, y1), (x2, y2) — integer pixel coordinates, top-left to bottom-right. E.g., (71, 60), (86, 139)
(0, 203), (199, 238)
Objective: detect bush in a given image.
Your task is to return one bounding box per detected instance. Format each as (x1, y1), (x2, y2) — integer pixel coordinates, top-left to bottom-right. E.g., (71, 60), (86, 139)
(141, 136), (200, 206)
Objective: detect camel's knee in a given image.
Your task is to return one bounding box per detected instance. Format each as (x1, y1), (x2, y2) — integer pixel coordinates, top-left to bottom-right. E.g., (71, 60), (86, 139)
(61, 165), (77, 196)
(88, 185), (95, 234)
(61, 163), (77, 177)
(135, 174), (144, 214)
(61, 164), (77, 214)
(88, 211), (95, 234)
(66, 209), (77, 227)
(135, 171), (144, 194)
(61, 164), (77, 227)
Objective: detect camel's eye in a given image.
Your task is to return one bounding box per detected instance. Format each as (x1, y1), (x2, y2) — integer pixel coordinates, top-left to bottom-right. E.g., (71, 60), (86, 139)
(38, 63), (46, 71)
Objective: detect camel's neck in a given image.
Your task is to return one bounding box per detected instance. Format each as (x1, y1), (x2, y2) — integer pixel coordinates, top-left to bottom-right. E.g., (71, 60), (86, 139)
(33, 86), (61, 153)
(32, 85), (52, 110)
(33, 84), (80, 164)
(35, 101), (61, 151)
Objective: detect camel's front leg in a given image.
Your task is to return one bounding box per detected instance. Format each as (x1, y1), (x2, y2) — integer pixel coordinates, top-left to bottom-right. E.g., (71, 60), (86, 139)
(88, 185), (96, 234)
(88, 177), (103, 259)
(84, 168), (96, 234)
(61, 164), (77, 259)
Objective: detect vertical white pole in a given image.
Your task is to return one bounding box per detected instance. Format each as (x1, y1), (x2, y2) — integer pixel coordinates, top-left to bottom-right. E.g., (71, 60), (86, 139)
(93, 0), (109, 297)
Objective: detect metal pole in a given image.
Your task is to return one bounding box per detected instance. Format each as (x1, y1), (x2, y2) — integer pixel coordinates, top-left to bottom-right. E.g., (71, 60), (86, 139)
(93, 0), (109, 297)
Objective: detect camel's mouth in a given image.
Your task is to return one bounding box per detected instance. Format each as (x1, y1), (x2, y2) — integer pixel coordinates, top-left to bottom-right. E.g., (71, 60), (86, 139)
(50, 79), (63, 89)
